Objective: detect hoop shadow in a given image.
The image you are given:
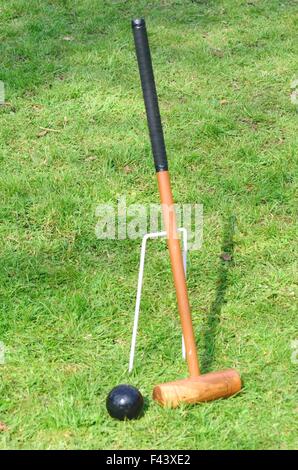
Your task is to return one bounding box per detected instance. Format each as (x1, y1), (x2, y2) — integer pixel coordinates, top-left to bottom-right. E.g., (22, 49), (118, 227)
(201, 215), (236, 373)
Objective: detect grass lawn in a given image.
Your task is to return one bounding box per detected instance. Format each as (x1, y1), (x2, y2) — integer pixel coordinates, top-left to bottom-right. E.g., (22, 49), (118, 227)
(0, 0), (297, 450)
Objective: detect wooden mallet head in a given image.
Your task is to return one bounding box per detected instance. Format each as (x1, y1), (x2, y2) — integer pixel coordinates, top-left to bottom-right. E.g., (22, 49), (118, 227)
(153, 369), (241, 408)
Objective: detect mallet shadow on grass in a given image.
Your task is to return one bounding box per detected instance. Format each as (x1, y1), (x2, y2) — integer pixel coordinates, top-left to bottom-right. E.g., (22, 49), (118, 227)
(200, 215), (236, 373)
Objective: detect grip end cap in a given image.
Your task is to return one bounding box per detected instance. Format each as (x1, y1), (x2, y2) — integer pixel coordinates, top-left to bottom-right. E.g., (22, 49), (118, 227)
(132, 18), (145, 29)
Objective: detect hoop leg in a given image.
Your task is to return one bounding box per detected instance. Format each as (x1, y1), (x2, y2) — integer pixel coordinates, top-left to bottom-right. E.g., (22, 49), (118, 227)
(180, 227), (187, 361)
(128, 234), (149, 373)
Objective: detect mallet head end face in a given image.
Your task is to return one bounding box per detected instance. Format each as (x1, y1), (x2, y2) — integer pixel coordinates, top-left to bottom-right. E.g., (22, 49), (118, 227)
(153, 369), (241, 408)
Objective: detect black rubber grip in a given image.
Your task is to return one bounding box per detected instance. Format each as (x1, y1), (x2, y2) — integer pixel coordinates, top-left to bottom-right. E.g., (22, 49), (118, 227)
(132, 18), (168, 172)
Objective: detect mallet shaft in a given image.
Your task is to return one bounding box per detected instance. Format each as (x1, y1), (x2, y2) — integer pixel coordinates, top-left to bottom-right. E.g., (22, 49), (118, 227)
(132, 18), (200, 376)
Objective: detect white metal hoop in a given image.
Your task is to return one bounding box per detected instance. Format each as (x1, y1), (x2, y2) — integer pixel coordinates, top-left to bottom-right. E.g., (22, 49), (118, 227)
(129, 227), (188, 372)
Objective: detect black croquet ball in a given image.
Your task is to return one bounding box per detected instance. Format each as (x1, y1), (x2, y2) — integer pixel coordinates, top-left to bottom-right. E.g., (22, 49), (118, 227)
(106, 384), (144, 420)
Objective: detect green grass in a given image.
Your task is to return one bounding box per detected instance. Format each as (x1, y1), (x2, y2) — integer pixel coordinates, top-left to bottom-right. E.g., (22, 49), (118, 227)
(0, 0), (297, 450)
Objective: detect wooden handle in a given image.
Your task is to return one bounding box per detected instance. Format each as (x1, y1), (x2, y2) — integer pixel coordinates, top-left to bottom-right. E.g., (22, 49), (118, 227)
(157, 171), (200, 377)
(132, 19), (199, 377)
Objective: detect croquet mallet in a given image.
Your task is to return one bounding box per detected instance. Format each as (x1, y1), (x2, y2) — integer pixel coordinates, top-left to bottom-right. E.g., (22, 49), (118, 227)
(132, 18), (241, 407)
